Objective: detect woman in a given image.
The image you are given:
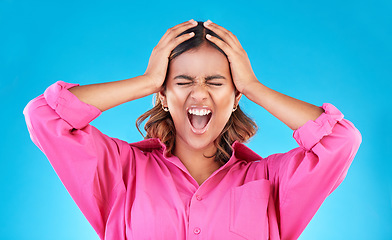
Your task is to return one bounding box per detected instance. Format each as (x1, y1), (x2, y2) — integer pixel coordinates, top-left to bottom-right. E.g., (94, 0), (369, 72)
(23, 19), (361, 239)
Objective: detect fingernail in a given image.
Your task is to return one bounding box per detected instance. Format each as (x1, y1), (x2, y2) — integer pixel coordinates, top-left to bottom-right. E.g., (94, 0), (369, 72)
(189, 19), (197, 25)
(204, 20), (212, 26)
(206, 34), (211, 39)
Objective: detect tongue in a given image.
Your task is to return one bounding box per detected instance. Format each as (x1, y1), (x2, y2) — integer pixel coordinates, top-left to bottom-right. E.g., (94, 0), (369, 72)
(190, 115), (210, 129)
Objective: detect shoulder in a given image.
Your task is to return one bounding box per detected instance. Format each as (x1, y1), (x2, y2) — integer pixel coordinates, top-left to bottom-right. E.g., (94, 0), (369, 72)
(127, 138), (166, 152)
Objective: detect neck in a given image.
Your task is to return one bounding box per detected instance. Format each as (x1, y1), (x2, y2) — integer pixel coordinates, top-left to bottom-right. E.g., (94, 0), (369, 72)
(174, 138), (223, 186)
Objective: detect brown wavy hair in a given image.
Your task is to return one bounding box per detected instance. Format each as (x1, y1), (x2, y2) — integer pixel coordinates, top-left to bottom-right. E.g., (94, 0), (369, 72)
(136, 21), (258, 165)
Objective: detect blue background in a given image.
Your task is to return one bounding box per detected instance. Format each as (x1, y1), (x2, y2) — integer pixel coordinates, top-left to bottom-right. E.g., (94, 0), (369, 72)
(1, 0), (391, 239)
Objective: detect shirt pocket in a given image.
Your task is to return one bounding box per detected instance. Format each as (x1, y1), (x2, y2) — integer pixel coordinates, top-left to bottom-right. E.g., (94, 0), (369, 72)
(230, 179), (270, 240)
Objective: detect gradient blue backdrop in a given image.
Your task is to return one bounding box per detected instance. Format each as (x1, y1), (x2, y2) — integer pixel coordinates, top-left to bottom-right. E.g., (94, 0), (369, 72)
(1, 0), (391, 239)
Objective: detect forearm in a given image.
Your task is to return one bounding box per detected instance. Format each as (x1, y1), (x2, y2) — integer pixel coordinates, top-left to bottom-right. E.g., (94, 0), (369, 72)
(243, 81), (324, 130)
(68, 75), (157, 112)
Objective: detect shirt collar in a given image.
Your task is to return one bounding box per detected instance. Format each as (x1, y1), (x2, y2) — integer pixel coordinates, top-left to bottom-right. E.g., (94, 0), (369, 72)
(230, 140), (263, 163)
(128, 138), (262, 163)
(129, 138), (166, 151)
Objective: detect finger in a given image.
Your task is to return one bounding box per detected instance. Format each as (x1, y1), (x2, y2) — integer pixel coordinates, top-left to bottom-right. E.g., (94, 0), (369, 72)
(157, 20), (196, 47)
(156, 19), (197, 49)
(204, 21), (243, 49)
(205, 33), (235, 59)
(170, 31), (195, 48)
(164, 19), (197, 39)
(204, 21), (238, 44)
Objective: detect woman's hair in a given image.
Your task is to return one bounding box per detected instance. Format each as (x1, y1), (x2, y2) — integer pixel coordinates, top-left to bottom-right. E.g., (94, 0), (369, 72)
(136, 21), (258, 165)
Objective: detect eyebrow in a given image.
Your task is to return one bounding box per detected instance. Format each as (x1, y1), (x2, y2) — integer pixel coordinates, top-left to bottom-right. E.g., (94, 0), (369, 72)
(173, 74), (226, 81)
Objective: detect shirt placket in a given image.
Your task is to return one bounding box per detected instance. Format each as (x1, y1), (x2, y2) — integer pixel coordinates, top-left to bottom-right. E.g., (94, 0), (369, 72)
(185, 163), (233, 239)
(187, 190), (206, 239)
(162, 150), (237, 239)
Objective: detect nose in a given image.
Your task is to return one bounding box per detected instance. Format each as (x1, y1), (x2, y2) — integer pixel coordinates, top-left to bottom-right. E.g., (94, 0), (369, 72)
(190, 82), (209, 102)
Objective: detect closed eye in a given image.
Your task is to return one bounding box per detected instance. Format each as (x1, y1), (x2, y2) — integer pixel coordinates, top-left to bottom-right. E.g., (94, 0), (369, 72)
(207, 82), (223, 86)
(176, 82), (192, 86)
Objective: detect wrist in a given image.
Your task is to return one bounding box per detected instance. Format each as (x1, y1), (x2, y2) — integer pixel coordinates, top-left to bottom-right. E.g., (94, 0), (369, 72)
(142, 73), (163, 94)
(242, 79), (264, 97)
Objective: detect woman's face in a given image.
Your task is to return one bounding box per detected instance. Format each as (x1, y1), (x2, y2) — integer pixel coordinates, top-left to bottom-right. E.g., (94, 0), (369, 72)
(160, 44), (241, 153)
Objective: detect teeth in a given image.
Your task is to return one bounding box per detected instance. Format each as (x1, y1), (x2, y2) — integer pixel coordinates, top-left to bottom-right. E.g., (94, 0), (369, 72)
(188, 109), (211, 116)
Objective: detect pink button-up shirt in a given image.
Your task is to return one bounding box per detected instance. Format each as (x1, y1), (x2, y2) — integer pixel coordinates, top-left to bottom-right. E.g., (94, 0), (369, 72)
(23, 81), (361, 240)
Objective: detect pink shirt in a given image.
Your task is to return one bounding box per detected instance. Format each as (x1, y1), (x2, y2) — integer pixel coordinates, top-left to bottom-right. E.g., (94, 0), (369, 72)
(23, 81), (361, 240)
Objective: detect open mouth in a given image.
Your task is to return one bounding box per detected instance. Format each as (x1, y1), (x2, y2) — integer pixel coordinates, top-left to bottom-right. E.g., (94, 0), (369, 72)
(187, 108), (213, 134)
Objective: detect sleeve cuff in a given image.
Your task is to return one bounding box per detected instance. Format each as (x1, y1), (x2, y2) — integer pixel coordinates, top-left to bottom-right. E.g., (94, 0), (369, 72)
(293, 103), (344, 151)
(44, 80), (102, 129)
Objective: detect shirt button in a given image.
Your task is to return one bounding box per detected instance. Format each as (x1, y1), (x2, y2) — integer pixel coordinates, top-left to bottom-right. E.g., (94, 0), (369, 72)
(193, 227), (201, 235)
(196, 195), (202, 201)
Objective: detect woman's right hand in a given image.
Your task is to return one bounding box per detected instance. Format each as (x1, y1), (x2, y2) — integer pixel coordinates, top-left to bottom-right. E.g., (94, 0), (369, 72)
(143, 19), (197, 93)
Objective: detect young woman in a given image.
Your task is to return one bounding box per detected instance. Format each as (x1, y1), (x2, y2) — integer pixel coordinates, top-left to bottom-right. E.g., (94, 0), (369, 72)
(23, 19), (362, 239)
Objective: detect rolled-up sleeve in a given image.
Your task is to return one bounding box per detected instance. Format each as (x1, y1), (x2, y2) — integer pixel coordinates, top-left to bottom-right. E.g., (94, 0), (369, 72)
(23, 81), (130, 239)
(267, 103), (362, 239)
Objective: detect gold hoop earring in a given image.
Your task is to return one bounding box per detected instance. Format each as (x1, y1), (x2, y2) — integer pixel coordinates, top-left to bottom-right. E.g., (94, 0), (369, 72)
(232, 105), (237, 112)
(162, 105), (169, 112)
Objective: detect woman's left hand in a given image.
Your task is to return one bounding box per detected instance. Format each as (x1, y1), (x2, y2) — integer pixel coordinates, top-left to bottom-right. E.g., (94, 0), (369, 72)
(203, 20), (259, 95)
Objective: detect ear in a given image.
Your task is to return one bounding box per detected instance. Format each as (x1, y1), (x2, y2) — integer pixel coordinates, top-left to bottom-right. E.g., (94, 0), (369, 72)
(158, 89), (168, 107)
(234, 90), (242, 106)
